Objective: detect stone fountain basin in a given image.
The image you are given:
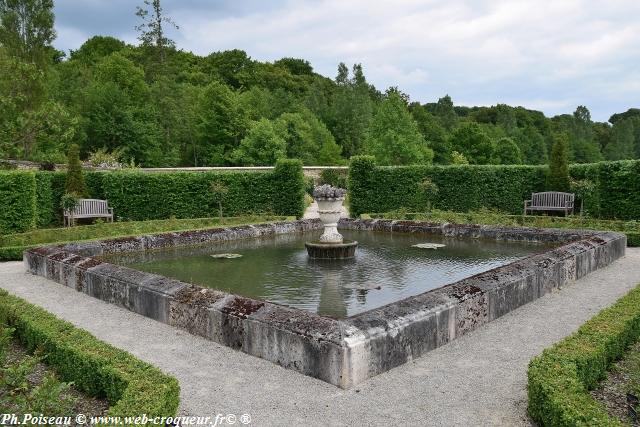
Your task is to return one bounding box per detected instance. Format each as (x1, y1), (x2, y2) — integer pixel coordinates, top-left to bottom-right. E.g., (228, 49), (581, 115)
(23, 219), (626, 389)
(304, 240), (358, 259)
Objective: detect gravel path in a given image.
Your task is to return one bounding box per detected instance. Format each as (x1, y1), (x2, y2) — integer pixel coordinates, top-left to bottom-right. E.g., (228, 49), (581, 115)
(0, 249), (639, 426)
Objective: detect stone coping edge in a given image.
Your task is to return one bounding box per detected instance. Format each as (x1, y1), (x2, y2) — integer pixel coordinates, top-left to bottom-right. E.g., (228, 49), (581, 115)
(23, 219), (626, 388)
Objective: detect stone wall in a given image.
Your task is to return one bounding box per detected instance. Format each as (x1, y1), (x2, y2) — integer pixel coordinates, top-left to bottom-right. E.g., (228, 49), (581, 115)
(24, 219), (626, 388)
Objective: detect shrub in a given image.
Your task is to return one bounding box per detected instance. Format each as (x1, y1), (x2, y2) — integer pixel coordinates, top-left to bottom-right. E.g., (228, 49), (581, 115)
(60, 192), (80, 211)
(272, 159), (305, 218)
(0, 171), (37, 234)
(0, 290), (179, 420)
(99, 159), (304, 221)
(348, 157), (640, 220)
(527, 285), (640, 426)
(319, 168), (348, 189)
(64, 144), (87, 197)
(27, 160), (304, 226)
(547, 133), (571, 192)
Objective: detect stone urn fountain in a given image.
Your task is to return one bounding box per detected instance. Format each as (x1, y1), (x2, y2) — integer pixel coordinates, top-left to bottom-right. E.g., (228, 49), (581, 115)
(305, 185), (358, 259)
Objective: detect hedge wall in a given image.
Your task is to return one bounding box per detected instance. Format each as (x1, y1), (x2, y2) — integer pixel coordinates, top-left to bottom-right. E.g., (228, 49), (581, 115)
(0, 290), (180, 419)
(527, 285), (640, 426)
(0, 171), (37, 234)
(99, 159), (304, 221)
(348, 157), (640, 220)
(0, 160), (305, 230)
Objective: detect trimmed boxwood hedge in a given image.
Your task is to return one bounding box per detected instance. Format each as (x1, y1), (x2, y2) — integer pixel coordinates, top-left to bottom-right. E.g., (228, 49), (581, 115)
(0, 290), (180, 419)
(100, 159), (304, 221)
(0, 171), (37, 234)
(527, 285), (640, 426)
(0, 160), (305, 230)
(348, 157), (640, 220)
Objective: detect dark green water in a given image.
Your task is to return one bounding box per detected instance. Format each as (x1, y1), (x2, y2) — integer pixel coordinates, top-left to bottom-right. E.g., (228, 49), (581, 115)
(103, 231), (550, 319)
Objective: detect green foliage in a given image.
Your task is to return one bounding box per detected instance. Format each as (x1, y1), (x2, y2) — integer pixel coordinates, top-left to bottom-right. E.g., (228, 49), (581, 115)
(433, 95), (457, 131)
(0, 325), (77, 418)
(275, 110), (343, 165)
(0, 171), (36, 233)
(34, 171), (53, 227)
(319, 168), (348, 189)
(494, 137), (523, 164)
(64, 144), (87, 196)
(366, 210), (640, 247)
(448, 122), (496, 165)
(409, 103), (451, 164)
(547, 133), (571, 192)
(328, 63), (373, 158)
(365, 91), (433, 165)
(596, 160), (640, 220)
(60, 192), (80, 211)
(450, 151), (469, 165)
(99, 159), (304, 220)
(605, 118), (636, 160)
(527, 285), (640, 426)
(348, 157), (640, 220)
(0, 290), (180, 418)
(83, 53), (166, 166)
(0, 215), (286, 261)
(272, 159), (305, 218)
(348, 156), (546, 217)
(347, 156), (378, 219)
(4, 162), (303, 229)
(0, 0), (56, 68)
(516, 125), (548, 165)
(69, 36), (125, 64)
(232, 118), (287, 166)
(196, 81), (246, 165)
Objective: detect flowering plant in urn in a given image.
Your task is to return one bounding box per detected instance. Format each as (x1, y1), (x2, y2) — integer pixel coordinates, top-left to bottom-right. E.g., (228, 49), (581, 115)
(313, 185), (346, 243)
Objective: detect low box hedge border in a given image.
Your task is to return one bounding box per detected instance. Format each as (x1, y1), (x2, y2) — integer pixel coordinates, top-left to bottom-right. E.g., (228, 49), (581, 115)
(527, 285), (640, 426)
(0, 290), (180, 420)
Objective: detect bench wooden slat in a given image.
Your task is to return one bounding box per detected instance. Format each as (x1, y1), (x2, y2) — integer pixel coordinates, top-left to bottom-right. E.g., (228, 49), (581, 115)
(524, 192), (574, 216)
(64, 199), (114, 226)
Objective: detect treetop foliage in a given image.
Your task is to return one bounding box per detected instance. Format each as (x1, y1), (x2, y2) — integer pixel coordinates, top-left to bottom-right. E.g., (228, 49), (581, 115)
(0, 0), (638, 168)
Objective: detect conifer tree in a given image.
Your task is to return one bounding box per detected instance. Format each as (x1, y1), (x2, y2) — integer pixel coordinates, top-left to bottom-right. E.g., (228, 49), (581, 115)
(547, 133), (571, 192)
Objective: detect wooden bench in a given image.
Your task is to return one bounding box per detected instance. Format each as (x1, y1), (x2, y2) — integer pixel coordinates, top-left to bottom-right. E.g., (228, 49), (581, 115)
(64, 199), (114, 226)
(524, 192), (575, 216)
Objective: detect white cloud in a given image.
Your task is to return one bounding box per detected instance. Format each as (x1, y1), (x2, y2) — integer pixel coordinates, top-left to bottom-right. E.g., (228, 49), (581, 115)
(55, 0), (640, 121)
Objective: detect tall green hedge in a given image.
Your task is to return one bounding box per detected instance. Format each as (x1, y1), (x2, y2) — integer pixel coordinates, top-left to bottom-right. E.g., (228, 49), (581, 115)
(0, 160), (304, 230)
(100, 159), (304, 221)
(0, 171), (37, 234)
(348, 157), (640, 220)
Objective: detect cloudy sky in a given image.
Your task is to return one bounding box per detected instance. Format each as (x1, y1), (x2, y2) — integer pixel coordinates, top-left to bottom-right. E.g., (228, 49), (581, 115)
(54, 0), (639, 122)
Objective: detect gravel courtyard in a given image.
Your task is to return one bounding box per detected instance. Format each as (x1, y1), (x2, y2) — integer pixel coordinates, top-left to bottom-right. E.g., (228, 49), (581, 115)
(1, 249), (639, 426)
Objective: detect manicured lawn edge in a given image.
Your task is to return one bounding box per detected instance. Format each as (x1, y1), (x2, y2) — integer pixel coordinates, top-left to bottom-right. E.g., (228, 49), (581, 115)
(0, 290), (180, 419)
(363, 212), (640, 247)
(0, 216), (290, 261)
(527, 285), (640, 426)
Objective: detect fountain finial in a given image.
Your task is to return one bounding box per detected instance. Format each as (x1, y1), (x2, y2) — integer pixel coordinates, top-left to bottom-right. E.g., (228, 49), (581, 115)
(305, 185), (358, 259)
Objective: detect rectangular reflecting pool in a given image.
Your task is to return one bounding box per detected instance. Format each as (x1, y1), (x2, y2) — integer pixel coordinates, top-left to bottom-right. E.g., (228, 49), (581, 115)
(102, 230), (552, 318)
(25, 219), (626, 388)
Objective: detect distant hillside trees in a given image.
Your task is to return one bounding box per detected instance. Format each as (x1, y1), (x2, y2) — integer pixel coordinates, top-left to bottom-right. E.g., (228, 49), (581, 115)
(0, 0), (638, 167)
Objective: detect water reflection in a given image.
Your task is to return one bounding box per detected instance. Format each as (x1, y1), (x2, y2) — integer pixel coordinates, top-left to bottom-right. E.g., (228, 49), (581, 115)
(101, 230), (552, 318)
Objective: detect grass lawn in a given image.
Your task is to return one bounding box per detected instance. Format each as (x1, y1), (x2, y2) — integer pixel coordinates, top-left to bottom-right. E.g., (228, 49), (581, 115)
(0, 215), (290, 261)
